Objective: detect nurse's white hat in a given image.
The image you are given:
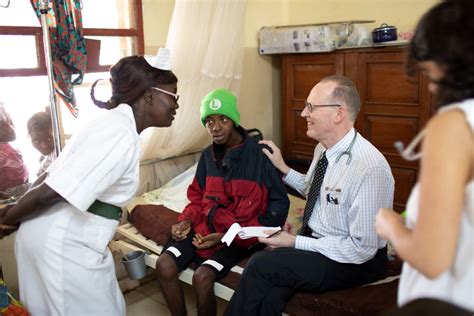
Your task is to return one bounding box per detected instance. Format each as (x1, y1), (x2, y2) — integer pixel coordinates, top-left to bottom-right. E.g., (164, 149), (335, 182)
(144, 47), (172, 71)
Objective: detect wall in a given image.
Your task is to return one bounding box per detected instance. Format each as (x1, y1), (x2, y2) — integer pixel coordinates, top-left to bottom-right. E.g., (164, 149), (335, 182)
(142, 0), (437, 146)
(142, 0), (175, 54)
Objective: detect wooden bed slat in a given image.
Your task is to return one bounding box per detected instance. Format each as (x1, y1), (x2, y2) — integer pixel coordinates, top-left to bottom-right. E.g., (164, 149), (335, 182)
(111, 223), (237, 301)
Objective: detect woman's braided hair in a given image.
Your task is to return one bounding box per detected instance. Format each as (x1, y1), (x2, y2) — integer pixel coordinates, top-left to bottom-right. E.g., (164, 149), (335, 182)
(90, 55), (177, 109)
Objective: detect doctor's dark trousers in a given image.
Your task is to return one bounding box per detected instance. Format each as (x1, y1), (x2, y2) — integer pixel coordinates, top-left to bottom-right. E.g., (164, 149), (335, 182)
(224, 247), (387, 316)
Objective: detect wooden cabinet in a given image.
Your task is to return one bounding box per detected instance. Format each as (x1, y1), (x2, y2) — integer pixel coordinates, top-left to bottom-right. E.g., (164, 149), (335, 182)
(282, 46), (435, 211)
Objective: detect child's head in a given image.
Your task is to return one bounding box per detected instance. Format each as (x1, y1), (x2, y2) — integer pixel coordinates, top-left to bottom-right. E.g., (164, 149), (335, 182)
(27, 108), (54, 156)
(0, 101), (16, 143)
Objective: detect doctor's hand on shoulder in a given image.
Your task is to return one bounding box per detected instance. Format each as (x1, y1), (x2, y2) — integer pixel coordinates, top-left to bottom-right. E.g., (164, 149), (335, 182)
(259, 140), (290, 175)
(258, 230), (295, 249)
(171, 220), (192, 241)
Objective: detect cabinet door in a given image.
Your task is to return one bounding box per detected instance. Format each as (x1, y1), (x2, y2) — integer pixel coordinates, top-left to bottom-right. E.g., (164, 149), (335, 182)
(282, 53), (344, 165)
(356, 49), (432, 211)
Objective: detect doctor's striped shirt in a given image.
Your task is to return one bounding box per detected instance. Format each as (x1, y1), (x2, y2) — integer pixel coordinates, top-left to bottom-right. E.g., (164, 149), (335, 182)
(284, 128), (394, 264)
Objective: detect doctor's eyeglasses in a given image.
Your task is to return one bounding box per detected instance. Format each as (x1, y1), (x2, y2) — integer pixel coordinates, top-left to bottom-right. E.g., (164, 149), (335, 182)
(151, 87), (179, 102)
(304, 100), (341, 113)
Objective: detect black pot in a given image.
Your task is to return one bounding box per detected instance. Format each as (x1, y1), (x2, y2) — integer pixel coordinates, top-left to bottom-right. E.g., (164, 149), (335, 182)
(372, 23), (398, 43)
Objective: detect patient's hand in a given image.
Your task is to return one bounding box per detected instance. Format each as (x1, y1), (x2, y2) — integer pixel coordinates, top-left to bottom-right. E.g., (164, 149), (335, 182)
(171, 220), (192, 241)
(192, 233), (224, 249)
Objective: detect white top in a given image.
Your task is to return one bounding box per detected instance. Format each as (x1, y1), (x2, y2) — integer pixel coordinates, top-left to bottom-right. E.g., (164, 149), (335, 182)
(284, 128), (394, 264)
(46, 103), (141, 211)
(15, 104), (141, 315)
(398, 100), (474, 311)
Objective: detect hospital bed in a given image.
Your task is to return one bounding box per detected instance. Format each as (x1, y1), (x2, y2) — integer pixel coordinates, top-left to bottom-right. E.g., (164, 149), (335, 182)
(109, 152), (402, 315)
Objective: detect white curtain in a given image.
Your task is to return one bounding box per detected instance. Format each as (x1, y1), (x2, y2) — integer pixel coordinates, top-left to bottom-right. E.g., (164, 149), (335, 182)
(140, 0), (247, 161)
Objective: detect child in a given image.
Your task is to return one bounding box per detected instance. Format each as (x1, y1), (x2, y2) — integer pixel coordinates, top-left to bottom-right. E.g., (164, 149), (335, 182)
(0, 102), (29, 199)
(26, 108), (56, 177)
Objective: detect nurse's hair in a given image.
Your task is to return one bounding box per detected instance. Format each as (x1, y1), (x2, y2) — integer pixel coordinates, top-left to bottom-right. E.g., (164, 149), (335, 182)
(407, 0), (474, 107)
(27, 107), (52, 135)
(90, 55), (178, 109)
(320, 75), (361, 122)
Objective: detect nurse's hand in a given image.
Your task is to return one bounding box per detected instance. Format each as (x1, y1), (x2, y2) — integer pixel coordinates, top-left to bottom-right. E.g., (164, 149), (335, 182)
(0, 224), (19, 239)
(0, 206), (18, 238)
(259, 140), (290, 175)
(171, 220), (192, 241)
(192, 233), (224, 249)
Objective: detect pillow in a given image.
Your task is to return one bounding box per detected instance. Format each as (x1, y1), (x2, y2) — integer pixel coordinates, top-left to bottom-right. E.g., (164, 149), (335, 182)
(125, 163), (197, 214)
(142, 163), (197, 212)
(130, 204), (179, 246)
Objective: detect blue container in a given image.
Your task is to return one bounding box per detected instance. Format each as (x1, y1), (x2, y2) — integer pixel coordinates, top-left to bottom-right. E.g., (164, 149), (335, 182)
(372, 23), (398, 43)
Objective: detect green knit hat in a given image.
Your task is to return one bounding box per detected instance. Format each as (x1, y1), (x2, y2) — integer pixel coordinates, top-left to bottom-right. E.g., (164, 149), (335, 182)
(200, 88), (240, 127)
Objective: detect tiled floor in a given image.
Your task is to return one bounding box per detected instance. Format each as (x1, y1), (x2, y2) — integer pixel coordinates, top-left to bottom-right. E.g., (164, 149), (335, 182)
(124, 279), (229, 316)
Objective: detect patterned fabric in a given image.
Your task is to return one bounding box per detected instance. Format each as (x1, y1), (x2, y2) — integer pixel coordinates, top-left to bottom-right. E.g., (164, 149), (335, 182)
(300, 152), (328, 236)
(0, 278), (30, 316)
(282, 195), (306, 235)
(284, 129), (394, 264)
(0, 143), (29, 192)
(30, 0), (87, 117)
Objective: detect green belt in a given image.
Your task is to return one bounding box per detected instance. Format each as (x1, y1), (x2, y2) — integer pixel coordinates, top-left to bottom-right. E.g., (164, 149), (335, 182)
(87, 200), (122, 221)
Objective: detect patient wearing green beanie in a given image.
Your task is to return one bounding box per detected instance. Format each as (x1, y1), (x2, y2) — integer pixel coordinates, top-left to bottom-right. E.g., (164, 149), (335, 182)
(200, 88), (240, 127)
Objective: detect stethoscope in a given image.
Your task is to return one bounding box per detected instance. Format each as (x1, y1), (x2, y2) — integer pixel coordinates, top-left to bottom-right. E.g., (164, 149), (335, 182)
(320, 130), (358, 202)
(334, 131), (357, 165)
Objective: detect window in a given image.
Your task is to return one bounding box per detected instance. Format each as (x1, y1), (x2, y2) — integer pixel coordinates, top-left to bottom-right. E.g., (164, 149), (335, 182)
(0, 0), (144, 180)
(0, 0), (144, 74)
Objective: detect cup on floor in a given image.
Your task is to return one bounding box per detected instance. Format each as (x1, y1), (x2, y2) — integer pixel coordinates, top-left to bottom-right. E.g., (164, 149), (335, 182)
(121, 250), (146, 280)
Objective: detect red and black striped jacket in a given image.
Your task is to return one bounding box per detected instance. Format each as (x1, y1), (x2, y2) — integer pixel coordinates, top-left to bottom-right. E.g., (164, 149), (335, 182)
(177, 127), (290, 258)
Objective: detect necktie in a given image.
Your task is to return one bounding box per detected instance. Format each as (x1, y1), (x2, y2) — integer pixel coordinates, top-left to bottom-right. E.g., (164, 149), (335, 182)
(299, 152), (328, 236)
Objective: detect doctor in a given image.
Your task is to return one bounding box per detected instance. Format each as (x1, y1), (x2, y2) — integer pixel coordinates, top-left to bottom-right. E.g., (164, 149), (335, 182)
(0, 48), (179, 316)
(225, 75), (395, 316)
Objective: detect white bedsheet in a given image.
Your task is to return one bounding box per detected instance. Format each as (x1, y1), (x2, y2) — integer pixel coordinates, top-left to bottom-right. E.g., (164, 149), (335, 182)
(127, 163), (197, 213)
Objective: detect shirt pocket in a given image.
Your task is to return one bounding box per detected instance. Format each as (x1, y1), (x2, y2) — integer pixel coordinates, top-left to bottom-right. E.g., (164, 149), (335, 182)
(323, 190), (347, 218)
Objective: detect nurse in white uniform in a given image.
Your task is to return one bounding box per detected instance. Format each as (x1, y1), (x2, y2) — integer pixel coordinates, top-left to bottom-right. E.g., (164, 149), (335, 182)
(0, 48), (179, 316)
(376, 1), (474, 314)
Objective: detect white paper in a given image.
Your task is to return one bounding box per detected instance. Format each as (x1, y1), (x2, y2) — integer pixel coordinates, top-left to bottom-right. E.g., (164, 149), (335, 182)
(221, 223), (281, 246)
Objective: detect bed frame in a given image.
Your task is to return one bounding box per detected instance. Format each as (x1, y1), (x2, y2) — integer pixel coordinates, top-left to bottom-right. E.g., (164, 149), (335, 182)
(109, 223), (241, 301)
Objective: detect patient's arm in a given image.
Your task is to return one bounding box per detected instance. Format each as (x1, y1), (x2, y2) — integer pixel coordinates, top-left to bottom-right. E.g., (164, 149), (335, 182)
(258, 161), (290, 227)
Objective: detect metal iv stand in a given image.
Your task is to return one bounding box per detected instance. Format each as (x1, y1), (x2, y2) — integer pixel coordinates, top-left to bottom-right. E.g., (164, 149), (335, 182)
(40, 0), (62, 156)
